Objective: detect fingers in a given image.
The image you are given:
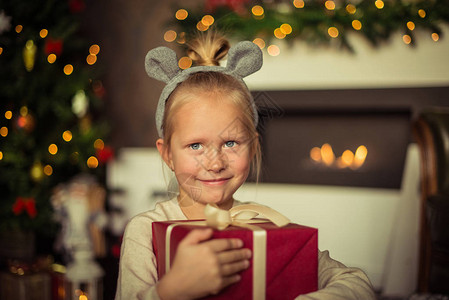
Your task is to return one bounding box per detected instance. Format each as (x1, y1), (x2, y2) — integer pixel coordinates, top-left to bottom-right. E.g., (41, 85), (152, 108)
(218, 248), (252, 264)
(205, 237), (244, 253)
(220, 259), (250, 277)
(179, 228), (214, 246)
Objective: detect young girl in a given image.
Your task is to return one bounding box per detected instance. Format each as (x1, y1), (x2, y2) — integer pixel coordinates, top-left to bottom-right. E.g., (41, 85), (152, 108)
(115, 33), (376, 300)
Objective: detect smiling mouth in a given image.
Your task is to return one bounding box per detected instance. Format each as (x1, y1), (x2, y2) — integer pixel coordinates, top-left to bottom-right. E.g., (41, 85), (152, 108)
(199, 178), (231, 185)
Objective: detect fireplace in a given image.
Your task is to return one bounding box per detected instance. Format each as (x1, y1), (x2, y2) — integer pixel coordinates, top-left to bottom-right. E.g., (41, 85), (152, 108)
(252, 86), (449, 189)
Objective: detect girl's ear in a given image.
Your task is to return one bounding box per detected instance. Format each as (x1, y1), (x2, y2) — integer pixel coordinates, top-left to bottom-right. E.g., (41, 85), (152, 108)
(156, 138), (174, 171)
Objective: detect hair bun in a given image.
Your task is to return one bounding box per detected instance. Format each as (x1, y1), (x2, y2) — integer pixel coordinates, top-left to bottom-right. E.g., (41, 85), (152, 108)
(187, 32), (230, 66)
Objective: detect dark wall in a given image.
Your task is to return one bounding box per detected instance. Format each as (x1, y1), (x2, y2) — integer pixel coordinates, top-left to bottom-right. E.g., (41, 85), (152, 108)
(84, 0), (197, 148)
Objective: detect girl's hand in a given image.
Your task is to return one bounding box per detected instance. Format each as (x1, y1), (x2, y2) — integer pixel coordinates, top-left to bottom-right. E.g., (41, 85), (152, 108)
(156, 228), (251, 300)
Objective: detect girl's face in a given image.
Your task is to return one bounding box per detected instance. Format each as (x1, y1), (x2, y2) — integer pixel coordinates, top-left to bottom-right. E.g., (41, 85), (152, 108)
(161, 92), (253, 210)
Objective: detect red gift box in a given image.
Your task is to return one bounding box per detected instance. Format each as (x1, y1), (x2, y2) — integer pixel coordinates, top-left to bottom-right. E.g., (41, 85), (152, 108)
(152, 219), (318, 300)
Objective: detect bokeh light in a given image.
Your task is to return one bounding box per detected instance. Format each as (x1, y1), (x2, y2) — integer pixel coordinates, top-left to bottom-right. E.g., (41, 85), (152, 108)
(89, 44), (100, 55)
(418, 9), (426, 18)
(94, 138), (105, 150)
(62, 130), (73, 142)
(346, 4), (356, 14)
(325, 1), (336, 10)
(164, 30), (177, 42)
(87, 156), (99, 168)
(40, 29), (48, 38)
(47, 54), (57, 64)
(5, 111), (12, 120)
(328, 27), (339, 38)
(375, 0), (384, 9)
(175, 9), (188, 20)
(48, 144), (58, 155)
(178, 56), (192, 69)
(293, 0), (305, 8)
(432, 33), (439, 41)
(253, 38), (266, 49)
(252, 5), (264, 16)
(352, 20), (362, 30)
(86, 54), (97, 65)
(44, 165), (53, 176)
(267, 45), (280, 56)
(0, 127), (8, 137)
(403, 34), (412, 44)
(64, 64), (74, 75)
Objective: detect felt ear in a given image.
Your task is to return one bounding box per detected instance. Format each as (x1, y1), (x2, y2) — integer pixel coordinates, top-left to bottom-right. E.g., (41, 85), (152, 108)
(145, 47), (180, 83)
(225, 41), (263, 78)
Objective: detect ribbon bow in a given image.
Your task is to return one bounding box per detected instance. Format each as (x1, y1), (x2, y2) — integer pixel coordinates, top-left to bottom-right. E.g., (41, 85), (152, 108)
(204, 203), (290, 230)
(12, 197), (37, 218)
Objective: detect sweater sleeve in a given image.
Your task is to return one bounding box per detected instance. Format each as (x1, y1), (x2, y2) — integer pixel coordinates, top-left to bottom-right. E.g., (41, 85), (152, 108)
(115, 215), (161, 300)
(296, 250), (376, 300)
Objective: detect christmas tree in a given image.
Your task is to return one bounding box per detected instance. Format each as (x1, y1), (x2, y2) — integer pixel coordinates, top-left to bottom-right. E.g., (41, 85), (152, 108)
(0, 0), (110, 239)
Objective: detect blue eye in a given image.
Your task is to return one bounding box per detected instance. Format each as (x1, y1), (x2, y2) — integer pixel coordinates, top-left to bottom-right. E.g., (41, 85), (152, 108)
(224, 141), (236, 148)
(189, 143), (203, 150)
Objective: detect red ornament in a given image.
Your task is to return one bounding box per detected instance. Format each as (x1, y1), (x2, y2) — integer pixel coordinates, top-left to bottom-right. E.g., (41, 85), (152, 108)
(96, 146), (114, 164)
(12, 197), (37, 218)
(69, 0), (86, 13)
(44, 38), (63, 56)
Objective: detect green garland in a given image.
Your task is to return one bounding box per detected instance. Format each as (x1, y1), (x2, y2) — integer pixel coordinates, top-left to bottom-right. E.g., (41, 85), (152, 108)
(167, 0), (449, 52)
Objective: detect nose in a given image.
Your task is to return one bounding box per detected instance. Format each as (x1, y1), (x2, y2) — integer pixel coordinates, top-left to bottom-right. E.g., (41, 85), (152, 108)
(206, 147), (228, 173)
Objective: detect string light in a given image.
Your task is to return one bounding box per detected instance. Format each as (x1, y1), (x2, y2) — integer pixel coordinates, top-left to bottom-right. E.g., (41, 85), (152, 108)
(178, 56), (192, 69)
(196, 21), (208, 31)
(375, 0), (384, 9)
(0, 127), (8, 137)
(403, 34), (412, 44)
(87, 156), (99, 168)
(280, 23), (292, 35)
(15, 25), (23, 33)
(5, 111), (12, 119)
(175, 9), (188, 20)
(346, 4), (356, 14)
(201, 15), (214, 26)
(94, 138), (105, 150)
(20, 106), (28, 116)
(418, 9), (426, 18)
(86, 54), (97, 65)
(177, 32), (186, 44)
(352, 20), (362, 30)
(0, 47), (3, 55)
(407, 21), (415, 31)
(89, 44), (100, 55)
(253, 38), (266, 49)
(40, 29), (48, 38)
(62, 130), (73, 142)
(44, 165), (53, 176)
(328, 27), (339, 38)
(0, 151), (3, 160)
(325, 1), (336, 10)
(267, 45), (280, 56)
(64, 64), (74, 75)
(432, 33), (439, 41)
(252, 5), (264, 17)
(47, 54), (57, 64)
(293, 0), (305, 8)
(274, 28), (286, 39)
(48, 144), (58, 155)
(164, 30), (177, 42)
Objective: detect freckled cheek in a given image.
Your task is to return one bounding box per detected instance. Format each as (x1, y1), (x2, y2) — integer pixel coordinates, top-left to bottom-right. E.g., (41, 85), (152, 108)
(230, 155), (251, 176)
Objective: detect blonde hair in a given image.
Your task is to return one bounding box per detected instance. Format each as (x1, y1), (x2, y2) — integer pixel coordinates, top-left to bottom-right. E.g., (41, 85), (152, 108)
(161, 32), (262, 180)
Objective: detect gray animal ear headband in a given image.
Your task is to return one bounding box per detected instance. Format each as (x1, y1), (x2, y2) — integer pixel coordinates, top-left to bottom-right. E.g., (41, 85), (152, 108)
(145, 41), (263, 137)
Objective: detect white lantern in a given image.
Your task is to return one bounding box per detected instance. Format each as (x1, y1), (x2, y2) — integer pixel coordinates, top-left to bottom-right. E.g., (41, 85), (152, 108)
(65, 249), (103, 300)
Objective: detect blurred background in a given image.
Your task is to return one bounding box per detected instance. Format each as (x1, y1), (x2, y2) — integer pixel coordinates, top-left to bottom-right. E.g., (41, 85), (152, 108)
(1, 0), (449, 299)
